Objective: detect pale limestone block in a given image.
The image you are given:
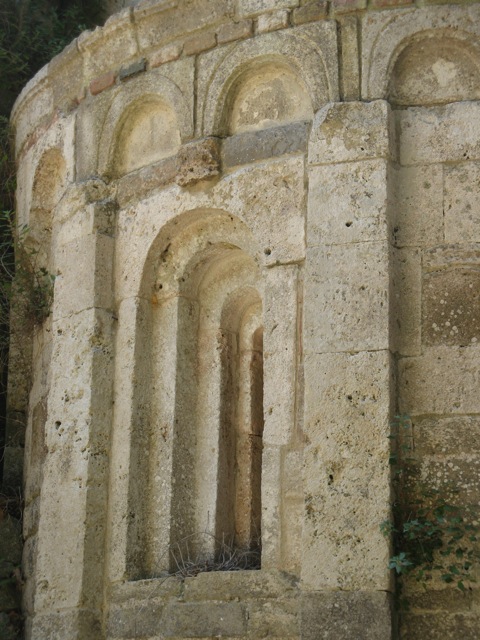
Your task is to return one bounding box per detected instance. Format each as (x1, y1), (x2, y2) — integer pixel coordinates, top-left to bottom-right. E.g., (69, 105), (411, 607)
(338, 15), (360, 101)
(422, 266), (480, 348)
(197, 23), (338, 137)
(308, 100), (395, 165)
(282, 448), (303, 574)
(307, 159), (389, 246)
(397, 103), (480, 166)
(390, 163), (443, 247)
(35, 307), (114, 611)
(304, 242), (389, 353)
(413, 416), (480, 456)
(236, 0), (298, 18)
(361, 5), (480, 100)
(78, 12), (138, 78)
(390, 246), (421, 357)
(302, 350), (392, 590)
(398, 345), (480, 415)
(11, 75), (53, 158)
(106, 297), (151, 582)
(133, 0), (233, 52)
(263, 265), (298, 446)
(256, 10), (289, 33)
(444, 162), (480, 243)
(56, 196), (116, 246)
(53, 233), (114, 319)
(261, 445), (283, 570)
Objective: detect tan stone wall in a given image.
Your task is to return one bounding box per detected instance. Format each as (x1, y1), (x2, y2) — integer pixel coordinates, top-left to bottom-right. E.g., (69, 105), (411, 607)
(10, 0), (480, 638)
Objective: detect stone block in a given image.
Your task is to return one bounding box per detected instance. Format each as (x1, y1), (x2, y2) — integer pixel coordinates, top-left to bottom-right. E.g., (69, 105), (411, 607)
(256, 10), (289, 33)
(175, 137), (221, 186)
(89, 70), (116, 96)
(413, 416), (480, 457)
(29, 608), (102, 640)
(333, 0), (367, 12)
(247, 598), (299, 637)
(423, 267), (480, 348)
(117, 156), (177, 206)
(444, 162), (480, 244)
(390, 246), (421, 357)
(149, 42), (183, 68)
(300, 591), (392, 640)
(107, 601), (164, 638)
(223, 122), (309, 168)
(397, 103), (480, 166)
(304, 242), (390, 353)
(182, 570), (296, 601)
(236, 0), (298, 18)
(418, 455), (480, 506)
(183, 30), (217, 56)
(263, 265), (298, 445)
(217, 20), (253, 44)
(308, 159), (389, 246)
(302, 350), (392, 589)
(162, 602), (247, 637)
(398, 345), (480, 415)
(309, 100), (394, 165)
(110, 577), (183, 605)
(261, 445), (283, 569)
(400, 612), (480, 639)
(53, 233), (114, 318)
(338, 15), (360, 100)
(119, 58), (147, 81)
(292, 1), (328, 25)
(134, 0), (234, 52)
(390, 163), (443, 247)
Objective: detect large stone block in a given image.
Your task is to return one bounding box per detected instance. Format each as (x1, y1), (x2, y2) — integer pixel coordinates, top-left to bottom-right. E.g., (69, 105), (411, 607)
(400, 612), (480, 640)
(304, 242), (390, 353)
(302, 350), (392, 589)
(444, 162), (480, 244)
(390, 163), (443, 248)
(222, 122), (309, 168)
(413, 415), (480, 457)
(263, 265), (298, 445)
(397, 103), (480, 166)
(309, 100), (394, 165)
(162, 601), (247, 637)
(398, 345), (480, 415)
(308, 159), (389, 246)
(390, 246), (421, 357)
(236, 0), (298, 17)
(300, 591), (392, 639)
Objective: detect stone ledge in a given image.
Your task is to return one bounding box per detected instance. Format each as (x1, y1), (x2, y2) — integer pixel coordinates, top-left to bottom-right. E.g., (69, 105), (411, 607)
(222, 121), (309, 168)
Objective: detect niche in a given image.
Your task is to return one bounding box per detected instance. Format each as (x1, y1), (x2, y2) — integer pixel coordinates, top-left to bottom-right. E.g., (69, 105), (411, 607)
(227, 61), (313, 135)
(388, 34), (480, 106)
(30, 147), (66, 271)
(114, 97), (181, 176)
(138, 213), (265, 576)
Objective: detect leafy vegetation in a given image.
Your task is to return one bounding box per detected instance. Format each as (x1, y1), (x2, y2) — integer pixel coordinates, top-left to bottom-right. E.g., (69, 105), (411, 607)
(382, 415), (480, 593)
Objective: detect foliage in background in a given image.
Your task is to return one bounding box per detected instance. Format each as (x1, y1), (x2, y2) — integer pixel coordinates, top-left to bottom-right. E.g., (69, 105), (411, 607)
(382, 415), (480, 594)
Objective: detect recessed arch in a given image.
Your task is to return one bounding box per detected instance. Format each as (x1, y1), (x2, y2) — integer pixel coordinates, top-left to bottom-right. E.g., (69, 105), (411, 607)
(226, 60), (313, 135)
(113, 97), (181, 175)
(200, 26), (338, 136)
(388, 32), (480, 106)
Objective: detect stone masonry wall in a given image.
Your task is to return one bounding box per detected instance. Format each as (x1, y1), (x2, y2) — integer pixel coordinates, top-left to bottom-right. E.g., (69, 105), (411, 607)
(9, 0), (480, 638)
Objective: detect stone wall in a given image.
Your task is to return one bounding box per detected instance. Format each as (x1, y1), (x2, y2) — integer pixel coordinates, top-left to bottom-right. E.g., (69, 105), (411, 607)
(9, 0), (480, 638)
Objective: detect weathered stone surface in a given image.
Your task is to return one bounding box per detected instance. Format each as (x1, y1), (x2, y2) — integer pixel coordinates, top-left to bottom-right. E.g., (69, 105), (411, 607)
(292, 2), (328, 24)
(175, 137), (221, 186)
(237, 0), (298, 18)
(256, 9), (289, 33)
(107, 601), (164, 638)
(308, 159), (389, 246)
(444, 162), (480, 243)
(397, 103), (480, 165)
(183, 570), (296, 601)
(390, 246), (421, 356)
(413, 416), (480, 456)
(149, 42), (183, 67)
(309, 100), (394, 164)
(304, 242), (390, 353)
(163, 602), (247, 637)
(400, 612), (480, 640)
(398, 345), (480, 415)
(223, 122), (308, 168)
(338, 15), (360, 100)
(217, 19), (253, 44)
(90, 70), (116, 95)
(422, 267), (480, 347)
(119, 58), (147, 81)
(301, 592), (392, 640)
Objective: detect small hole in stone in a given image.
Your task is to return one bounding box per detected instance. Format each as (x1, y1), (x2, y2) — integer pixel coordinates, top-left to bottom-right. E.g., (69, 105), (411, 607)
(347, 395), (353, 401)
(55, 421), (62, 429)
(328, 474), (334, 485)
(345, 221), (353, 227)
(264, 248), (272, 256)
